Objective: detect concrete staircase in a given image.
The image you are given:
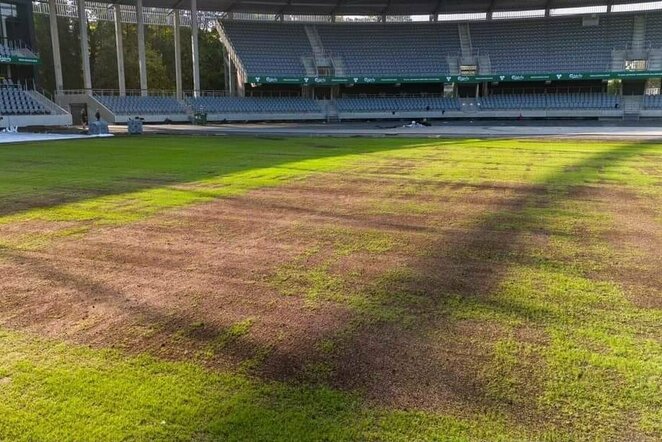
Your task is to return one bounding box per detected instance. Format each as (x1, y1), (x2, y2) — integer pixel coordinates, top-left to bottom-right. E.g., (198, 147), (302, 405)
(27, 90), (70, 115)
(459, 98), (479, 113)
(446, 56), (460, 75)
(622, 95), (642, 121)
(331, 57), (346, 77)
(477, 55), (492, 75)
(304, 26), (326, 63)
(324, 100), (339, 122)
(301, 57), (317, 76)
(304, 25), (345, 76)
(632, 16), (646, 53)
(611, 49), (626, 71)
(458, 24), (473, 58)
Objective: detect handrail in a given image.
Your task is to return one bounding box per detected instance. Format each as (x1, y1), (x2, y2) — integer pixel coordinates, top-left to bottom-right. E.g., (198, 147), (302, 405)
(59, 89), (179, 97)
(339, 93), (450, 99)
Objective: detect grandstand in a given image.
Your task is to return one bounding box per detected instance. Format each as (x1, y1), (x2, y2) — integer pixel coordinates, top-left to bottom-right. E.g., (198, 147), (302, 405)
(4, 0), (662, 126)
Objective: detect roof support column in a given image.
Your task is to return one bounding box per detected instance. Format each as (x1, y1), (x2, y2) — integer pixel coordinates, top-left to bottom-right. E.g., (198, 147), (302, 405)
(191, 0), (201, 98)
(136, 0), (148, 96)
(77, 0), (92, 93)
(225, 50), (233, 96)
(173, 9), (183, 100)
(48, 0), (63, 93)
(113, 5), (126, 96)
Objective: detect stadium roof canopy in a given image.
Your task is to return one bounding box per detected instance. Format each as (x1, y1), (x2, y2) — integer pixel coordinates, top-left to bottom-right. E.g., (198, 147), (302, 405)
(109, 0), (662, 16)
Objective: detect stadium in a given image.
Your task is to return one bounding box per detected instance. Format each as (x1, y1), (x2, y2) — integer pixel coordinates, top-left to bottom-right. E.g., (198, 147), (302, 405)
(0, 0), (662, 440)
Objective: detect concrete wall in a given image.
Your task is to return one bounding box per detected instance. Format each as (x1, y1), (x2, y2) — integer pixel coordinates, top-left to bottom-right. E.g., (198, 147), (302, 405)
(0, 113), (72, 128)
(205, 112), (326, 122)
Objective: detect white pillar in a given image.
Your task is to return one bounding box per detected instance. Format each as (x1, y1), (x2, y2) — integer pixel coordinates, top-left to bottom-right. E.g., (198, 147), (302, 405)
(113, 5), (126, 96)
(48, 0), (63, 92)
(136, 0), (147, 96)
(173, 10), (182, 100)
(190, 0), (201, 97)
(77, 0), (92, 92)
(225, 51), (233, 95)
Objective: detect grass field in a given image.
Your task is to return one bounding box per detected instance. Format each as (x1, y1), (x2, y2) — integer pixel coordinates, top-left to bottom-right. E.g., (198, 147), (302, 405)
(0, 135), (661, 441)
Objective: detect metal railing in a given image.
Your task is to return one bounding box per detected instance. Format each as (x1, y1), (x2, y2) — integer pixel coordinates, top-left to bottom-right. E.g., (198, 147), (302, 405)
(340, 93), (448, 99)
(32, 0), (225, 29)
(59, 88), (180, 97)
(490, 86), (612, 94)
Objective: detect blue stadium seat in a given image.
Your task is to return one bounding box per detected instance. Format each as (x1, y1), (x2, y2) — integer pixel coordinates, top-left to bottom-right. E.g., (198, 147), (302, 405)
(94, 96), (187, 115)
(477, 93), (620, 110)
(335, 97), (460, 112)
(0, 84), (49, 115)
(188, 96), (322, 114)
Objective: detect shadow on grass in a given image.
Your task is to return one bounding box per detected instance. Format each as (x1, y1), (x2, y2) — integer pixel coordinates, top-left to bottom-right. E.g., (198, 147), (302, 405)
(1, 138), (659, 438)
(323, 140), (659, 412)
(0, 135), (436, 218)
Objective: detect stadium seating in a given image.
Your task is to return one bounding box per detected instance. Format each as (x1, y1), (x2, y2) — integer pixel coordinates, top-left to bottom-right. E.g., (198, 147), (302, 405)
(0, 85), (49, 115)
(189, 96), (322, 113)
(0, 43), (11, 58)
(221, 14), (662, 77)
(316, 24), (458, 76)
(94, 95), (187, 115)
(336, 97), (461, 112)
(221, 21), (312, 76)
(478, 93), (620, 110)
(642, 95), (662, 109)
(470, 16), (634, 74)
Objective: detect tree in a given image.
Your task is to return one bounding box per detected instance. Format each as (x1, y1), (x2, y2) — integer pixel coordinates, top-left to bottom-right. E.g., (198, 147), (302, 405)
(34, 16), (226, 94)
(33, 14), (84, 91)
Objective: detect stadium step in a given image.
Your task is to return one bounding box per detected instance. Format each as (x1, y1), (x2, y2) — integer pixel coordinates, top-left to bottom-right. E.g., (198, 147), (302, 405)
(477, 56), (492, 75)
(458, 24), (473, 58)
(446, 56), (460, 75)
(26, 90), (69, 115)
(325, 100), (339, 123)
(301, 56), (317, 76)
(611, 49), (626, 71)
(632, 16), (646, 53)
(622, 95), (642, 121)
(304, 26), (326, 63)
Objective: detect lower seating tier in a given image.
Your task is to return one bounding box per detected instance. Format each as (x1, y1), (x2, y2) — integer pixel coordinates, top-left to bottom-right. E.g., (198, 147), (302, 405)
(478, 93), (620, 110)
(336, 97), (461, 113)
(95, 95), (187, 115)
(189, 96), (322, 113)
(0, 87), (49, 115)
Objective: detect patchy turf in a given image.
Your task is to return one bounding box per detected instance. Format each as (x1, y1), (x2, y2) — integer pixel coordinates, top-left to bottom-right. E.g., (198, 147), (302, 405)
(0, 136), (661, 441)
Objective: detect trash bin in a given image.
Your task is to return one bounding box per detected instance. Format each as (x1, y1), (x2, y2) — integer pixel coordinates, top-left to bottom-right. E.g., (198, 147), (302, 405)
(89, 120), (109, 135)
(193, 112), (207, 126)
(127, 117), (144, 135)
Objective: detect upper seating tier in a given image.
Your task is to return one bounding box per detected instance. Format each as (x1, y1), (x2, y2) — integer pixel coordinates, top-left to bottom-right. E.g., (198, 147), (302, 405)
(221, 14), (662, 78)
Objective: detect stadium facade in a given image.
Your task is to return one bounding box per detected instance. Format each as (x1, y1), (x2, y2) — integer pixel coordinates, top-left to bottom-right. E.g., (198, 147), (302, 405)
(3, 0), (662, 126)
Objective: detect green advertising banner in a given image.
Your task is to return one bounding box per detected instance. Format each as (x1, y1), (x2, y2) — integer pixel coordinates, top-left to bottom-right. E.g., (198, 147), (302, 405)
(0, 55), (40, 66)
(248, 71), (662, 86)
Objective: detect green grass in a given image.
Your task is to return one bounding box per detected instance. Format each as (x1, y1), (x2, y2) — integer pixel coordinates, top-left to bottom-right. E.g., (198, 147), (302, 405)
(0, 329), (523, 442)
(1, 136), (661, 440)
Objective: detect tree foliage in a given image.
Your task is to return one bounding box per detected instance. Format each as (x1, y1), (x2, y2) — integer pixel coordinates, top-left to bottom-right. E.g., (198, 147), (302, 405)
(34, 15), (225, 93)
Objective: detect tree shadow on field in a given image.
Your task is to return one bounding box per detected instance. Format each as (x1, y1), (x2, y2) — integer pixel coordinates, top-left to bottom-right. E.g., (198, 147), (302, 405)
(0, 138), (659, 436)
(321, 140), (660, 414)
(0, 136), (448, 363)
